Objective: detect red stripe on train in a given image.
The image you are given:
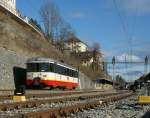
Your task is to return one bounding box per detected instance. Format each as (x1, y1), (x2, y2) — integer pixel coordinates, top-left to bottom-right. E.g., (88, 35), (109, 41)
(26, 80), (79, 89)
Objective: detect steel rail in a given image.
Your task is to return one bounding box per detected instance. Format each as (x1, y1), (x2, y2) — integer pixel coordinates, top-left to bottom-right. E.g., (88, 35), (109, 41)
(13, 92), (134, 118)
(0, 90), (114, 100)
(0, 91), (126, 111)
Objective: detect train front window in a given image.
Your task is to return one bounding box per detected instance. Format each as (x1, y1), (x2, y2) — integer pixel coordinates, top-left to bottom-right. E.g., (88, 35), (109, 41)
(39, 63), (49, 72)
(39, 63), (54, 72)
(27, 63), (38, 72)
(27, 63), (54, 72)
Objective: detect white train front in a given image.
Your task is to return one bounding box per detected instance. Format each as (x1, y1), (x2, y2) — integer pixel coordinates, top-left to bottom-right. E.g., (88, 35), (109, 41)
(26, 57), (79, 89)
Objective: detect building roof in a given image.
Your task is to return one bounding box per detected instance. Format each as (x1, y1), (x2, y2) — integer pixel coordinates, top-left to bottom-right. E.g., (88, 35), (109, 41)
(93, 73), (113, 82)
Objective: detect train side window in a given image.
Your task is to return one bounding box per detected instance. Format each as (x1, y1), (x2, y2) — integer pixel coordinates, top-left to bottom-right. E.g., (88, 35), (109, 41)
(69, 70), (71, 77)
(64, 67), (67, 75)
(54, 65), (57, 73)
(61, 67), (64, 75)
(70, 69), (72, 77)
(66, 68), (69, 76)
(72, 70), (74, 77)
(62, 67), (65, 75)
(70, 70), (72, 77)
(68, 69), (71, 77)
(72, 70), (75, 77)
(75, 71), (78, 78)
(59, 66), (61, 74)
(68, 69), (70, 77)
(57, 65), (60, 74)
(58, 65), (64, 75)
(73, 70), (75, 77)
(75, 71), (77, 77)
(49, 63), (54, 72)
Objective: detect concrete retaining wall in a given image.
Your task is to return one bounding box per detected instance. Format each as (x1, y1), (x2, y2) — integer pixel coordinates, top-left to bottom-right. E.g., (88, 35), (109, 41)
(78, 72), (95, 89)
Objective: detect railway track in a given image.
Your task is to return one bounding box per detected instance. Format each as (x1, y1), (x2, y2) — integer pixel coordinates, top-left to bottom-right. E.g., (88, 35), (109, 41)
(0, 91), (134, 118)
(22, 92), (133, 118)
(0, 89), (117, 100)
(0, 91), (122, 110)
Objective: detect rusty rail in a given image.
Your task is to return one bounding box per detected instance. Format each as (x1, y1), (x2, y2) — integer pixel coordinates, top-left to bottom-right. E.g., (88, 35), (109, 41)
(0, 91), (125, 111)
(0, 90), (117, 100)
(14, 92), (134, 118)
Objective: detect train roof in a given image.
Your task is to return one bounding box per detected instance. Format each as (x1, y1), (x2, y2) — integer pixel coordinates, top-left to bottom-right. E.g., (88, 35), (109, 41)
(27, 57), (77, 70)
(27, 57), (55, 63)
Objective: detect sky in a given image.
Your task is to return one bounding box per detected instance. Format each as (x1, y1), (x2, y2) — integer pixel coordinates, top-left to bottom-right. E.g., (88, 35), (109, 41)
(16, 0), (150, 81)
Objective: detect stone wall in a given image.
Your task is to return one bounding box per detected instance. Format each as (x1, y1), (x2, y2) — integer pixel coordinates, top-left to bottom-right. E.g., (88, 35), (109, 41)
(0, 47), (28, 90)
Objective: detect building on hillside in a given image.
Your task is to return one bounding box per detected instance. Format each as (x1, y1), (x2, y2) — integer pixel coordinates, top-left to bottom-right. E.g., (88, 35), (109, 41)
(65, 38), (88, 53)
(0, 0), (17, 15)
(71, 50), (103, 69)
(0, 0), (28, 23)
(6, 0), (16, 9)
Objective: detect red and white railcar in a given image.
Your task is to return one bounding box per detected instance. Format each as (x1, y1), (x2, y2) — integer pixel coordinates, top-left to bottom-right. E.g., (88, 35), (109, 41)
(26, 57), (79, 89)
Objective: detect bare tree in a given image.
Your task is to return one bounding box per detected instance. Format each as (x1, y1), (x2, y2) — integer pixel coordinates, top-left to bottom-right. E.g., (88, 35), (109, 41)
(59, 20), (73, 41)
(91, 42), (102, 70)
(55, 19), (76, 52)
(92, 42), (100, 52)
(40, 0), (61, 43)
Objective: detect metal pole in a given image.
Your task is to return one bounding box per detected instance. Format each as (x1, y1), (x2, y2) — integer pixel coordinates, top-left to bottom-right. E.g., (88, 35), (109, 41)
(113, 64), (115, 88)
(144, 56), (148, 95)
(112, 56), (115, 88)
(144, 56), (148, 75)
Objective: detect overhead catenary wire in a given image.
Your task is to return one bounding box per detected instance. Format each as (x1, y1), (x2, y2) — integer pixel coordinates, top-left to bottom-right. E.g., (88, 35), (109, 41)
(112, 0), (132, 66)
(112, 0), (131, 81)
(112, 0), (139, 60)
(112, 0), (141, 80)
(112, 0), (130, 40)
